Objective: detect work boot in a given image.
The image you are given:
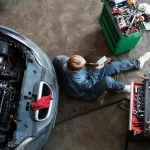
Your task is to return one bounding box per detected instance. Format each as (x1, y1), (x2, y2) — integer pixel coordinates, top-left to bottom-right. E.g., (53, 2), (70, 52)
(119, 85), (131, 93)
(138, 52), (150, 69)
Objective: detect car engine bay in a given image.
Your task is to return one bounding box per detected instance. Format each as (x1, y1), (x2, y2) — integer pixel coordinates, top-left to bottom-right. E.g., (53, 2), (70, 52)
(0, 40), (26, 148)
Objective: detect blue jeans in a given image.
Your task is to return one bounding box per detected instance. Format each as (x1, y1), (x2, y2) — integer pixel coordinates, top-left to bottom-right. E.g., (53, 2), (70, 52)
(81, 60), (139, 100)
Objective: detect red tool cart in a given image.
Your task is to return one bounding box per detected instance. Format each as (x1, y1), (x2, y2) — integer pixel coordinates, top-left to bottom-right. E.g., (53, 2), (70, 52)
(125, 73), (150, 150)
(129, 82), (144, 134)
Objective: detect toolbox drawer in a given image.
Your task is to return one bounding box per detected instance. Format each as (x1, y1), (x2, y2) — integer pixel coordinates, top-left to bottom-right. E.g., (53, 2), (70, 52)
(99, 2), (146, 55)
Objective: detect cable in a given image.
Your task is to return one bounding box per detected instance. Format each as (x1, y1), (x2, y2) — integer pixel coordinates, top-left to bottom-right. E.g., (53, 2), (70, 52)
(55, 97), (128, 125)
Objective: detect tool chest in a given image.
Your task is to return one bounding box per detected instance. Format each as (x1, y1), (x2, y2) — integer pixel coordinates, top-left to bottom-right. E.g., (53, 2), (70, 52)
(99, 1), (146, 55)
(129, 82), (145, 135)
(125, 74), (150, 150)
(129, 73), (150, 138)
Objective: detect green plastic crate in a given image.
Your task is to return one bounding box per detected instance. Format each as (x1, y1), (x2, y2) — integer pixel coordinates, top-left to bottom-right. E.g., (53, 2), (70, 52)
(99, 2), (146, 55)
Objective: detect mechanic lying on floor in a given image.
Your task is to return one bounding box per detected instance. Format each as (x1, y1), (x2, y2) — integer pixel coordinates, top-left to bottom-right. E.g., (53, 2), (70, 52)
(53, 52), (150, 100)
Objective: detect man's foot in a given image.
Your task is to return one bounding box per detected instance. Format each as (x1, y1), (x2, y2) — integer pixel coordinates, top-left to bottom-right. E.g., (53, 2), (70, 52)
(138, 52), (150, 69)
(117, 85), (131, 93)
(122, 85), (131, 93)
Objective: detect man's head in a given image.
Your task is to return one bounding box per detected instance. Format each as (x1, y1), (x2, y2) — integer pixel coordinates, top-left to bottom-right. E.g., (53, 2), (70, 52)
(67, 55), (86, 72)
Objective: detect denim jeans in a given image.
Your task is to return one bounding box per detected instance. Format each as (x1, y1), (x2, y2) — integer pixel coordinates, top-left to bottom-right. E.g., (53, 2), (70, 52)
(81, 60), (140, 100)
(53, 56), (139, 100)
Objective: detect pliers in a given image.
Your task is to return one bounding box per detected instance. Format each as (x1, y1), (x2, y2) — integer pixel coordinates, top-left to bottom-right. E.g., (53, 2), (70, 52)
(112, 9), (122, 15)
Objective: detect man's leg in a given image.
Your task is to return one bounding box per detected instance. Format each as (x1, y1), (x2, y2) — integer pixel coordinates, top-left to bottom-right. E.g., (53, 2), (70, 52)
(90, 59), (139, 81)
(90, 52), (150, 81)
(93, 76), (125, 96)
(80, 76), (125, 100)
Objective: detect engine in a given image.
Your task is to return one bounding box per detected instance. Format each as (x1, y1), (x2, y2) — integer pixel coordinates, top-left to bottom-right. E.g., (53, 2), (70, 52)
(0, 41), (26, 147)
(0, 82), (16, 124)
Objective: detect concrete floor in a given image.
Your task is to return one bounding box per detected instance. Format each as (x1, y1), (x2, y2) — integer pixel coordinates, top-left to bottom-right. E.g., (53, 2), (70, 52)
(1, 0), (150, 150)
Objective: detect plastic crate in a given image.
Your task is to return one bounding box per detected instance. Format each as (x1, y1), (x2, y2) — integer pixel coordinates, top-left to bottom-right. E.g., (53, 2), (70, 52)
(99, 2), (146, 55)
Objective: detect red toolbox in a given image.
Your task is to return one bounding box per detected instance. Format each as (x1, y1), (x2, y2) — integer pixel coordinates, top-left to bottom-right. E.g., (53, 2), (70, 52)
(125, 73), (150, 150)
(129, 82), (144, 135)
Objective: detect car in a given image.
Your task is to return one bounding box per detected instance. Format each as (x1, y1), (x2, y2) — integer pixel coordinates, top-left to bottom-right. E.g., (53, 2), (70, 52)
(0, 25), (59, 150)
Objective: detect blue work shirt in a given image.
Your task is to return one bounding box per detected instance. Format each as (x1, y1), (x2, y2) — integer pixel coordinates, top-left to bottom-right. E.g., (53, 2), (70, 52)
(53, 55), (96, 97)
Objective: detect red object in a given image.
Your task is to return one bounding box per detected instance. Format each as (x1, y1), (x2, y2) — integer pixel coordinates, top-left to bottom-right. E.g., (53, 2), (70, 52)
(31, 95), (53, 110)
(120, 26), (128, 30)
(112, 9), (121, 14)
(139, 75), (149, 80)
(131, 82), (144, 132)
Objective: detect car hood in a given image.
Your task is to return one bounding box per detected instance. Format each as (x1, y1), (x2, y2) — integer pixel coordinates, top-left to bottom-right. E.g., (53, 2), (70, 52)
(0, 26), (59, 149)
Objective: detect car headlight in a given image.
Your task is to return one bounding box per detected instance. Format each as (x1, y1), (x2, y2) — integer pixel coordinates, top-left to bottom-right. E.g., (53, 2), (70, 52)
(15, 120), (54, 150)
(15, 132), (46, 150)
(15, 137), (33, 150)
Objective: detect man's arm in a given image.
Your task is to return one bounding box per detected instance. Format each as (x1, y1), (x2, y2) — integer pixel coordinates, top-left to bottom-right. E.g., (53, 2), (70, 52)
(75, 78), (93, 92)
(95, 63), (104, 70)
(53, 55), (69, 79)
(53, 55), (69, 67)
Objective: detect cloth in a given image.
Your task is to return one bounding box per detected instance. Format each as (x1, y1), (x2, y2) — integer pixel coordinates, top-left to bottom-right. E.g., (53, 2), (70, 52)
(31, 95), (53, 110)
(53, 55), (140, 100)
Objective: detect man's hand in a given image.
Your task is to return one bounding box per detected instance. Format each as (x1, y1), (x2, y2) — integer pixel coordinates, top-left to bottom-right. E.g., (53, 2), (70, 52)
(95, 63), (104, 70)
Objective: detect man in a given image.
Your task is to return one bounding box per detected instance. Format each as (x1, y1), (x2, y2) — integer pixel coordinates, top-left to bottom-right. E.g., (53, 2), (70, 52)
(53, 53), (150, 100)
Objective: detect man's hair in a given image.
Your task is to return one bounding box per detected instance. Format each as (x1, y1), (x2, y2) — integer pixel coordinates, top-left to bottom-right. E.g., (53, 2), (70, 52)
(67, 55), (86, 72)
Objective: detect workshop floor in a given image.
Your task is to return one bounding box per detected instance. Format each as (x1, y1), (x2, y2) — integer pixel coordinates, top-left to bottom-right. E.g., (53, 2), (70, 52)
(1, 0), (150, 150)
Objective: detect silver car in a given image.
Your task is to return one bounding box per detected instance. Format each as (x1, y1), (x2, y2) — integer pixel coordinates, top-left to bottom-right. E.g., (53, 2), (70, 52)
(0, 26), (59, 150)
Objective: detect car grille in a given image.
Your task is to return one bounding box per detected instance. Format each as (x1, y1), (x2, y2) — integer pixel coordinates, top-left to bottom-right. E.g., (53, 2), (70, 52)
(38, 83), (52, 120)
(42, 83), (51, 96)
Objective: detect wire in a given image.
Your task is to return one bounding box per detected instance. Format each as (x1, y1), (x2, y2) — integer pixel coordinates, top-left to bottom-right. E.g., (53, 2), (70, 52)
(7, 55), (10, 67)
(55, 98), (128, 125)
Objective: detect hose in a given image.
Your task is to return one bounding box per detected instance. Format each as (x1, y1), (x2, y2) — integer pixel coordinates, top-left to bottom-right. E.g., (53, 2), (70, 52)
(56, 97), (129, 125)
(9, 71), (21, 83)
(0, 119), (13, 132)
(0, 90), (12, 124)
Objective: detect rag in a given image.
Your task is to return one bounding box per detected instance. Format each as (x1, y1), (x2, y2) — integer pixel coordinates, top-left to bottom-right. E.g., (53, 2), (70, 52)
(30, 95), (53, 110)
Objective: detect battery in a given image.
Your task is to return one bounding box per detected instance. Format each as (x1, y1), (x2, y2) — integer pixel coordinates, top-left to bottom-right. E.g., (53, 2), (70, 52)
(0, 41), (8, 56)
